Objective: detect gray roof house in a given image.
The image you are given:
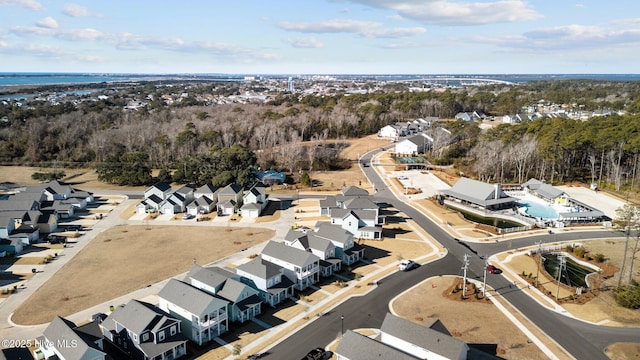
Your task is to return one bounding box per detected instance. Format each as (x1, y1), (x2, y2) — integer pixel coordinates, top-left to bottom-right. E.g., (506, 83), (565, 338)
(100, 299), (188, 360)
(194, 183), (220, 201)
(144, 181), (172, 201)
(157, 279), (230, 345)
(235, 258), (296, 307)
(260, 240), (320, 291)
(240, 184), (268, 218)
(283, 229), (341, 277)
(440, 177), (516, 211)
(335, 313), (470, 360)
(217, 183), (243, 215)
(315, 222), (364, 266)
(37, 316), (106, 360)
(184, 265), (262, 323)
(186, 196), (216, 216)
(522, 178), (566, 201)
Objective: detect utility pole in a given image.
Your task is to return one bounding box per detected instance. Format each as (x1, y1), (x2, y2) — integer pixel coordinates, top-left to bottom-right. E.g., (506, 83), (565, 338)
(462, 254), (470, 297)
(482, 258), (488, 297)
(535, 240), (542, 288)
(556, 255), (566, 301)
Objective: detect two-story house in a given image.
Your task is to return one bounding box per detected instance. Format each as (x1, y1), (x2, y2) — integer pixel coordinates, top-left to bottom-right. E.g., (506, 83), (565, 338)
(260, 241), (320, 291)
(240, 184), (268, 218)
(157, 279), (230, 346)
(217, 183), (243, 216)
(37, 316), (106, 360)
(284, 229), (341, 277)
(235, 257), (296, 307)
(184, 265), (262, 323)
(101, 299), (188, 360)
(315, 222), (364, 266)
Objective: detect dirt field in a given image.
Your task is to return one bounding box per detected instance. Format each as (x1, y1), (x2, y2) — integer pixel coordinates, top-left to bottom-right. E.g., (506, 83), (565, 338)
(392, 276), (548, 360)
(11, 225), (274, 325)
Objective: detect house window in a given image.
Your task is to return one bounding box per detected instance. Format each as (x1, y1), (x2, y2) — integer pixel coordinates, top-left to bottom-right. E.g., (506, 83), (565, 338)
(142, 333), (149, 342)
(170, 325), (177, 336)
(132, 334), (137, 341)
(158, 331), (165, 341)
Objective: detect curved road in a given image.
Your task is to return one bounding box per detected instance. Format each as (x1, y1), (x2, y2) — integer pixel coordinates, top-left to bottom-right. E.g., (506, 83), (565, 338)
(264, 148), (640, 360)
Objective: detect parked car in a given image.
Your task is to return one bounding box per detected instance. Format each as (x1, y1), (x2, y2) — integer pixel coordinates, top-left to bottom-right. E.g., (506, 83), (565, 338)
(486, 264), (501, 274)
(398, 259), (417, 271)
(398, 175), (408, 180)
(47, 235), (66, 244)
(303, 348), (327, 360)
(62, 224), (83, 231)
(182, 213), (195, 220)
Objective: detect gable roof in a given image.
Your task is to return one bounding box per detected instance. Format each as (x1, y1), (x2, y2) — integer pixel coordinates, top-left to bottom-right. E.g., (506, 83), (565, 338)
(43, 316), (105, 360)
(261, 240), (320, 267)
(343, 197), (378, 210)
(185, 264), (237, 289)
(315, 222), (353, 245)
(158, 279), (229, 315)
(380, 313), (468, 359)
(336, 330), (418, 360)
(106, 299), (175, 335)
(522, 178), (565, 200)
(219, 183), (243, 196)
(441, 177), (515, 207)
(341, 186), (369, 197)
(236, 257), (282, 279)
(195, 183), (218, 195)
(147, 181), (171, 193)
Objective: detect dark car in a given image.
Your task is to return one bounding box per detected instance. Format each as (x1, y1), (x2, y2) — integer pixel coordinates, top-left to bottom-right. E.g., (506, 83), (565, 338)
(486, 264), (501, 274)
(63, 224), (83, 231)
(303, 348), (327, 360)
(47, 235), (66, 244)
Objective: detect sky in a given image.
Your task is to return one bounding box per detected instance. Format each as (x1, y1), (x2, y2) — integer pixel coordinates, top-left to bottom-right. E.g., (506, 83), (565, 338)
(0, 0), (639, 74)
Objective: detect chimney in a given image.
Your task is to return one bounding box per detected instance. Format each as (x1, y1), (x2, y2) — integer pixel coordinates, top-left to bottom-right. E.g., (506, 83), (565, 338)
(494, 183), (501, 199)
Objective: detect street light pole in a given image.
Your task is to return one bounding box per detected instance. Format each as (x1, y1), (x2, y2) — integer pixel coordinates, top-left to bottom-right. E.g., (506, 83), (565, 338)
(341, 315), (344, 335)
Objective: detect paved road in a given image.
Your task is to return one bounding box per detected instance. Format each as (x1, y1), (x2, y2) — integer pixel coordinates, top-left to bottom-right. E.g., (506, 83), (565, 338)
(265, 148), (640, 359)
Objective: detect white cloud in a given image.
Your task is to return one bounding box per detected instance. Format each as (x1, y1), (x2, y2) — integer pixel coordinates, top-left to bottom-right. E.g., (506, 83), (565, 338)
(277, 19), (380, 33)
(36, 16), (58, 29)
(277, 19), (425, 39)
(345, 0), (543, 25)
(470, 24), (640, 52)
(0, 0), (42, 11)
(284, 37), (324, 48)
(62, 3), (101, 17)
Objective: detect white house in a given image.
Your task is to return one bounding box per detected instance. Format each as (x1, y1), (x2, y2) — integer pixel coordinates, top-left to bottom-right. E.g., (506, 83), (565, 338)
(394, 134), (429, 155)
(37, 316), (106, 360)
(235, 257), (296, 307)
(260, 240), (320, 290)
(157, 279), (230, 346)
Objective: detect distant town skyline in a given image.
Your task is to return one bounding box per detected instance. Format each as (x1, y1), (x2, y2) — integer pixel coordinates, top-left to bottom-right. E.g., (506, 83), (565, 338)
(0, 0), (638, 75)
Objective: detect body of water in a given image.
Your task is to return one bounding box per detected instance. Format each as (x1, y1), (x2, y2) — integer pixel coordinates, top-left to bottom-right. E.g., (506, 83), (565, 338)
(518, 200), (559, 219)
(1, 73), (639, 87)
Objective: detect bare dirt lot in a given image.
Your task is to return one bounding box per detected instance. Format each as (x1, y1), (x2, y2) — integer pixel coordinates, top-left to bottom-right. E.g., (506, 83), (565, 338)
(12, 225), (274, 325)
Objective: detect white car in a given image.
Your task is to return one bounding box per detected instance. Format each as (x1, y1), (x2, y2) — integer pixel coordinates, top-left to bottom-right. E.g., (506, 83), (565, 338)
(398, 176), (408, 180)
(398, 259), (417, 271)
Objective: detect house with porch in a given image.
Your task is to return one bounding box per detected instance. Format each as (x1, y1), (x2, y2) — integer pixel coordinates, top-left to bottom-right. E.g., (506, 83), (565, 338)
(260, 241), (320, 291)
(283, 229), (342, 277)
(184, 265), (262, 323)
(37, 316), (106, 360)
(100, 299), (188, 360)
(314, 222), (364, 266)
(235, 257), (296, 307)
(157, 279), (230, 346)
(394, 134), (430, 156)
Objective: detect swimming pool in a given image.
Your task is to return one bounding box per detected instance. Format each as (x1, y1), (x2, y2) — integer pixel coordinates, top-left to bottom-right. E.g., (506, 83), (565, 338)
(518, 200), (559, 219)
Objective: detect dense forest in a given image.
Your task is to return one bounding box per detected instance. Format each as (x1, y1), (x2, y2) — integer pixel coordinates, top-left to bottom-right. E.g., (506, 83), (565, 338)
(1, 79), (640, 189)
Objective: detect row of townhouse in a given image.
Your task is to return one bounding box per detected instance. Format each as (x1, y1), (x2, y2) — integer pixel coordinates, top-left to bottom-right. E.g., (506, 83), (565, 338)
(136, 182), (268, 218)
(378, 117), (438, 140)
(35, 186), (376, 360)
(0, 180), (93, 254)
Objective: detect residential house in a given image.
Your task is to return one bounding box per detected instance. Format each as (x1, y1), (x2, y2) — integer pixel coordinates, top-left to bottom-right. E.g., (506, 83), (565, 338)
(283, 229), (341, 277)
(0, 214), (17, 239)
(319, 186), (371, 216)
(328, 195), (384, 240)
(454, 112), (473, 122)
(186, 196), (216, 216)
(260, 240), (320, 291)
(157, 279), (230, 345)
(136, 195), (164, 215)
(235, 257), (296, 307)
(394, 134), (430, 155)
(144, 182), (172, 201)
(101, 299), (188, 360)
(315, 222), (364, 265)
(240, 184), (268, 218)
(184, 265), (262, 323)
(378, 124), (404, 139)
(217, 183), (243, 215)
(194, 184), (219, 201)
(0, 238), (23, 254)
(335, 313), (469, 360)
(37, 316), (106, 360)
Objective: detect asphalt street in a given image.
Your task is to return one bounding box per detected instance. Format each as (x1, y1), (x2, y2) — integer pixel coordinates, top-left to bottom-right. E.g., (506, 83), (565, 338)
(264, 147), (640, 360)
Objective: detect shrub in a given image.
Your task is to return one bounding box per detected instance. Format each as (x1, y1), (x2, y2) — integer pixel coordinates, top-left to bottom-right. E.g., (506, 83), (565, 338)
(573, 246), (586, 258)
(594, 253), (606, 262)
(614, 281), (640, 309)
